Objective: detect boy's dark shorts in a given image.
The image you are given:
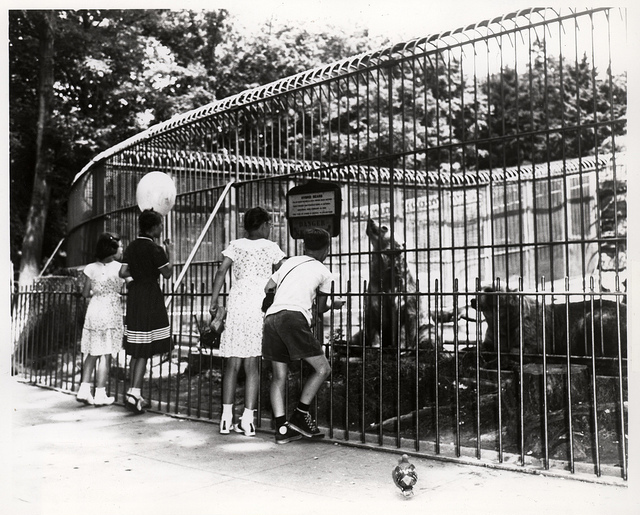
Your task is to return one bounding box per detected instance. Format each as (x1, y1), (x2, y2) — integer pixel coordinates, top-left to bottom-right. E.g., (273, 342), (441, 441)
(262, 310), (324, 363)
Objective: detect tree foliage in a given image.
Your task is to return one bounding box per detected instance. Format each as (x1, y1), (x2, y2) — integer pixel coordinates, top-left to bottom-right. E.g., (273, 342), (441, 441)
(479, 46), (626, 168)
(9, 9), (387, 278)
(9, 10), (626, 280)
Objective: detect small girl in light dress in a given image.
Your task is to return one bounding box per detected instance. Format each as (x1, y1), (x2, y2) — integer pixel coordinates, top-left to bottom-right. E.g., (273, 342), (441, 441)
(209, 207), (285, 435)
(76, 233), (126, 406)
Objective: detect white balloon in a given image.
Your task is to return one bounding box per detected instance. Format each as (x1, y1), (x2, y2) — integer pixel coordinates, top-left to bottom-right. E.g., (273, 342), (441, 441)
(136, 171), (177, 215)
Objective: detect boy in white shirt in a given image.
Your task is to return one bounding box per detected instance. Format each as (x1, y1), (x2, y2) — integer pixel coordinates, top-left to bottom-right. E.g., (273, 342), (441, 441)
(262, 228), (345, 443)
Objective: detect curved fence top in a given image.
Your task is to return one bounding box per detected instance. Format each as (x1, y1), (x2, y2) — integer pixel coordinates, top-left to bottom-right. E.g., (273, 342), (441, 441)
(72, 6), (614, 186)
(117, 150), (620, 188)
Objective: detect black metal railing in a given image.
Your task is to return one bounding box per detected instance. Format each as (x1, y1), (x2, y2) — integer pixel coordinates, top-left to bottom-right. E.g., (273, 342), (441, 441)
(11, 275), (627, 482)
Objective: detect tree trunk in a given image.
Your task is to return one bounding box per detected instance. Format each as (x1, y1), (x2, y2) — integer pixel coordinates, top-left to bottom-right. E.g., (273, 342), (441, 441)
(18, 11), (55, 288)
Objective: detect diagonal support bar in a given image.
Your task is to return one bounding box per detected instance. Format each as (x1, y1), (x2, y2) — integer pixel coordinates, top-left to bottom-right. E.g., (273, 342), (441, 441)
(38, 237), (66, 278)
(165, 180), (235, 309)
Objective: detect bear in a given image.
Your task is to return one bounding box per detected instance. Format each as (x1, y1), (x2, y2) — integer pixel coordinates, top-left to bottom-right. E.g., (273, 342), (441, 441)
(354, 218), (419, 349)
(471, 284), (627, 359)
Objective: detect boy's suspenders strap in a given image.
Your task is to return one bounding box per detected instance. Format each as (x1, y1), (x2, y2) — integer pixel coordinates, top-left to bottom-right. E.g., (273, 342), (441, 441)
(276, 258), (315, 289)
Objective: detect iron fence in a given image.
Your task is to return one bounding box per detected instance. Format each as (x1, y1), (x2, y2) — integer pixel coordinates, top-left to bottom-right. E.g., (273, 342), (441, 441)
(13, 7), (628, 482)
(11, 275), (627, 482)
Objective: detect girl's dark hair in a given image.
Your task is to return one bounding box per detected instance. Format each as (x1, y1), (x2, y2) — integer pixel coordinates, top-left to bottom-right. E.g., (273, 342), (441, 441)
(302, 228), (331, 250)
(139, 209), (163, 234)
(243, 206), (271, 232)
(95, 232), (121, 260)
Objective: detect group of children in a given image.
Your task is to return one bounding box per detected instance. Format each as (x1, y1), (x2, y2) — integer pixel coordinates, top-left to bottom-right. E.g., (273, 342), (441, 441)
(79, 207), (343, 444)
(77, 209), (173, 412)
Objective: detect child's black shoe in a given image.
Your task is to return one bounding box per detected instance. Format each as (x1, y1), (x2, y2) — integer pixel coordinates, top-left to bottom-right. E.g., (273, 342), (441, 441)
(275, 422), (302, 444)
(289, 409), (325, 439)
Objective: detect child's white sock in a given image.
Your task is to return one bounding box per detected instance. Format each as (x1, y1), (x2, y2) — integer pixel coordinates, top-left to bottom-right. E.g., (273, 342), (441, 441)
(237, 408), (256, 436)
(77, 382), (92, 397)
(220, 404), (234, 434)
(76, 382), (94, 404)
(129, 387), (141, 397)
(94, 387), (115, 406)
(78, 382), (92, 392)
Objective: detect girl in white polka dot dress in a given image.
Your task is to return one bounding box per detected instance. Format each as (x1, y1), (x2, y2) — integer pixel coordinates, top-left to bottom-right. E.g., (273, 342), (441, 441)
(76, 233), (126, 406)
(209, 207), (285, 436)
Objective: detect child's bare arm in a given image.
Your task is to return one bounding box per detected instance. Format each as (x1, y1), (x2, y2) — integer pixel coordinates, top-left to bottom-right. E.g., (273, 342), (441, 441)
(82, 277), (92, 299)
(210, 257), (233, 314)
(119, 263), (130, 280)
(317, 293), (345, 313)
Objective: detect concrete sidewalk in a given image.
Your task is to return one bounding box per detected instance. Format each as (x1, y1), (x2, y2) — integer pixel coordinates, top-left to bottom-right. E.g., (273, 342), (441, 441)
(5, 379), (635, 515)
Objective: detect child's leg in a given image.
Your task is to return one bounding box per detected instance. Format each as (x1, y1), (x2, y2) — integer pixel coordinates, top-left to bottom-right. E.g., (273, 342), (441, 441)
(270, 360), (302, 444)
(77, 354), (98, 404)
(233, 356), (261, 436)
(94, 355), (115, 406)
(270, 361), (289, 418)
(95, 355), (111, 388)
(243, 356), (260, 410)
(287, 354), (331, 438)
(222, 357), (242, 405)
(125, 356), (148, 412)
(80, 354), (99, 384)
(220, 357), (242, 433)
(129, 357), (147, 390)
(299, 354), (331, 405)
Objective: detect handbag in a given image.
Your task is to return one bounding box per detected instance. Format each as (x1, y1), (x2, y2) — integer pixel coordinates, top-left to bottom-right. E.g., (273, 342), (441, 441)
(193, 310), (225, 349)
(199, 327), (219, 348)
(261, 290), (275, 312)
(261, 258), (314, 313)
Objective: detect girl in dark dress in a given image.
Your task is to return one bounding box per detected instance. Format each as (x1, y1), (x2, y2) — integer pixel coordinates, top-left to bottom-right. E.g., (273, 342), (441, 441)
(119, 209), (173, 412)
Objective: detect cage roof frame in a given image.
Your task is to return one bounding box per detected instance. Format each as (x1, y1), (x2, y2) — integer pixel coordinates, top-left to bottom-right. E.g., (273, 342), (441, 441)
(73, 7), (612, 186)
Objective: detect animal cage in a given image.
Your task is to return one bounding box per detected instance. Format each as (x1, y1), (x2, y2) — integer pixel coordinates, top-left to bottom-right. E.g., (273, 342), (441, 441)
(15, 7), (627, 482)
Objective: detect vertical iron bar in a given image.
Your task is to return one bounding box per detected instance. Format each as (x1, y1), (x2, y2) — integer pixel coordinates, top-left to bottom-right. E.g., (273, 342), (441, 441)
(345, 279), (352, 442)
(414, 279), (420, 452)
(329, 282), (335, 439)
(518, 277), (525, 467)
(396, 288), (402, 449)
(434, 279), (440, 454)
(589, 278), (601, 476)
(453, 279), (461, 457)
(496, 277), (503, 462)
(475, 277), (482, 460)
(614, 277), (627, 480)
(195, 282), (203, 418)
(378, 288), (383, 446)
(565, 277), (575, 473)
(361, 279), (368, 444)
(541, 279), (550, 470)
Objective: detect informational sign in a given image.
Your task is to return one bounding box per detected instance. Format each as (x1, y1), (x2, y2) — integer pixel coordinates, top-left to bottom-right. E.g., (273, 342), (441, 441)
(288, 190), (336, 217)
(286, 180), (342, 238)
